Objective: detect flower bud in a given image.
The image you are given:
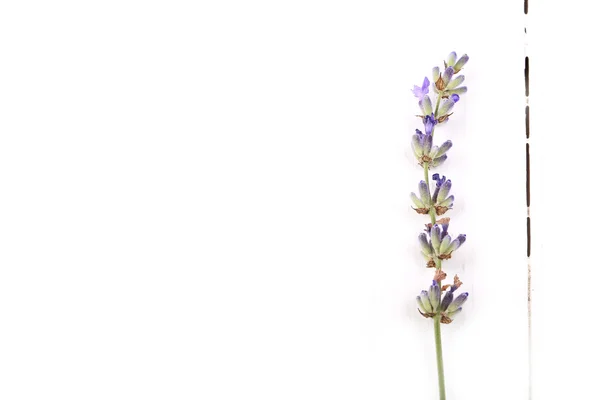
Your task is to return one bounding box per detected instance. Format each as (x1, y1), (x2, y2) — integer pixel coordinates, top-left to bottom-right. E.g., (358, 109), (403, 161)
(429, 281), (441, 311)
(446, 307), (462, 319)
(446, 75), (465, 90)
(411, 192), (425, 208)
(447, 52), (457, 67)
(438, 195), (454, 207)
(418, 233), (433, 256)
(419, 290), (433, 313)
(423, 115), (436, 135)
(411, 134), (424, 157)
(431, 154), (447, 167)
(430, 224), (442, 252)
(438, 219), (449, 237)
(437, 180), (452, 202)
(432, 66), (440, 82)
(448, 87), (467, 95)
(431, 173), (445, 203)
(447, 292), (468, 312)
(453, 54), (469, 72)
(447, 234), (466, 253)
(438, 98), (455, 116)
(422, 132), (433, 154)
(440, 291), (453, 311)
(442, 67), (454, 86)
(417, 296), (429, 314)
(419, 95), (433, 115)
(418, 181), (431, 205)
(434, 141), (453, 158)
(439, 235), (452, 255)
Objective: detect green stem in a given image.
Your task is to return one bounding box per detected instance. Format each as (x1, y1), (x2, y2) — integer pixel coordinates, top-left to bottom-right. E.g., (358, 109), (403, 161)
(434, 314), (446, 400)
(424, 164), (436, 225)
(428, 207), (437, 227)
(430, 90), (444, 139)
(427, 88), (447, 400)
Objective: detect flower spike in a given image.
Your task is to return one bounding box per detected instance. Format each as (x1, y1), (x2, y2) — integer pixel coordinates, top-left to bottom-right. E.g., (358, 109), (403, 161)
(409, 53), (470, 399)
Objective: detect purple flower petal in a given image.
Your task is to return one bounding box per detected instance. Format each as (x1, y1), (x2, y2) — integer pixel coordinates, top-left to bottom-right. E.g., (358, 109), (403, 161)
(412, 77), (430, 100)
(440, 221), (449, 239)
(422, 77), (430, 91)
(424, 114), (437, 135)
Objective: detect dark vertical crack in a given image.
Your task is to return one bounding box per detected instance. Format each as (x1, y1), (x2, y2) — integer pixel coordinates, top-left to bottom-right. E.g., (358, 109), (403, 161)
(526, 106), (530, 139)
(526, 143), (530, 208)
(525, 57), (530, 97)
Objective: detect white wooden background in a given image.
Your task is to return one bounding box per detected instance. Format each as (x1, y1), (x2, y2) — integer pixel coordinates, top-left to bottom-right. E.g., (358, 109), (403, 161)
(0, 0), (579, 399)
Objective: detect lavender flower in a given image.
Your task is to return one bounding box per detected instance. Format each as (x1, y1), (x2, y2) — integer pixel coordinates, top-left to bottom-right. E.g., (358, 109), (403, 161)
(438, 276), (468, 323)
(411, 129), (451, 168)
(431, 174), (454, 215)
(417, 278), (467, 324)
(430, 220), (466, 260)
(430, 174), (445, 203)
(410, 173), (454, 217)
(412, 77), (430, 100)
(418, 274), (468, 323)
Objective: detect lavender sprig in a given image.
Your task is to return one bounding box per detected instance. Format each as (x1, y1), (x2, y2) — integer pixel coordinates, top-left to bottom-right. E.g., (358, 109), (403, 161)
(409, 52), (469, 400)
